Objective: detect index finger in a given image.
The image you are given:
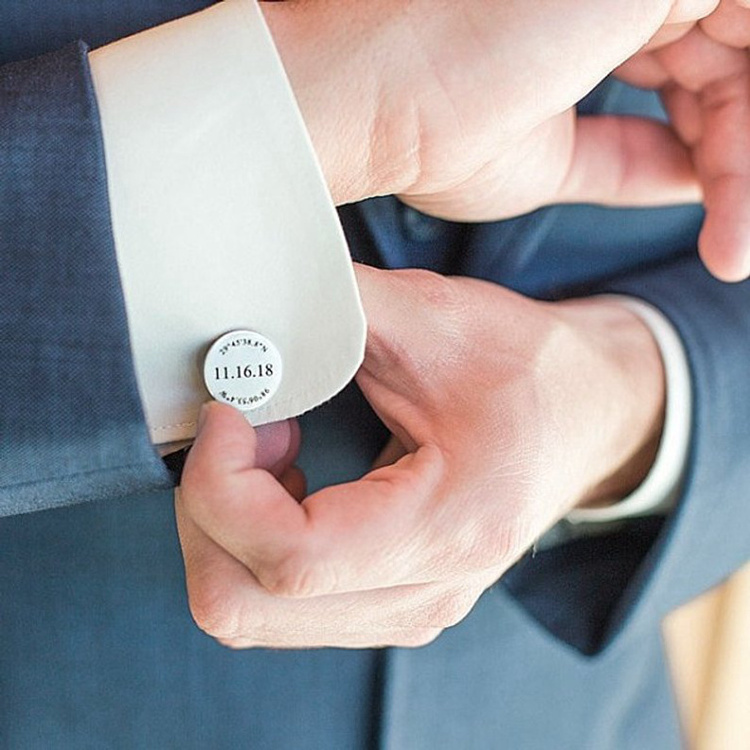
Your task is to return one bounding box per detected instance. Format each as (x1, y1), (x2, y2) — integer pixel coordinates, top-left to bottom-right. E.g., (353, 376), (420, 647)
(658, 27), (750, 279)
(181, 402), (456, 598)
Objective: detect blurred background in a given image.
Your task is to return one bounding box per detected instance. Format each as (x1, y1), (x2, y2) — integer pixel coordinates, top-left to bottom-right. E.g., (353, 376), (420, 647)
(665, 561), (750, 749)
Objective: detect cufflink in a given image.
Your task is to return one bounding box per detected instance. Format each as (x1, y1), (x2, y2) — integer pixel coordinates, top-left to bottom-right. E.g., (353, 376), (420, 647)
(203, 330), (283, 411)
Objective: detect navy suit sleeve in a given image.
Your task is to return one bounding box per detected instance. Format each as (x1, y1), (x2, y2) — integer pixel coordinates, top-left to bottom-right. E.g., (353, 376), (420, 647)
(0, 43), (170, 517)
(478, 79), (750, 657)
(599, 259), (750, 636)
(503, 253), (750, 655)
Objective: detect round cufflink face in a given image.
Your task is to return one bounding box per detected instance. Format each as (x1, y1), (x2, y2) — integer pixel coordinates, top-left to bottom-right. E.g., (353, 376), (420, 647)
(203, 330), (283, 411)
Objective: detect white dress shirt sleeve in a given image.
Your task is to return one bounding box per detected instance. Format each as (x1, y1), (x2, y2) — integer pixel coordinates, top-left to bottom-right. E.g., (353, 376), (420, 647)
(87, 0), (365, 446)
(86, 0), (694, 518)
(566, 295), (692, 525)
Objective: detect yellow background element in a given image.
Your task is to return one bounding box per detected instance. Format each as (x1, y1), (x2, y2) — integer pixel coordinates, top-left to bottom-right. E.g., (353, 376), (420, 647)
(665, 562), (750, 749)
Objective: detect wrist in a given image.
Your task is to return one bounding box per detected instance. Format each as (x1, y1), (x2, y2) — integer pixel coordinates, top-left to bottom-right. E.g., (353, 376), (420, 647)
(260, 0), (416, 205)
(553, 297), (666, 510)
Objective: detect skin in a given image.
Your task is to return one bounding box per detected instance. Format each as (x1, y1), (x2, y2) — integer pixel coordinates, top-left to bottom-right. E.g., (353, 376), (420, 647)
(176, 267), (665, 649)
(262, 0), (750, 279)
(261, 0), (702, 214)
(174, 0), (750, 648)
(618, 0), (750, 279)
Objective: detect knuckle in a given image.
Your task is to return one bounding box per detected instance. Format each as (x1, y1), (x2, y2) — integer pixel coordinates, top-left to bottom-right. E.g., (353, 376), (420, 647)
(412, 271), (473, 340)
(188, 584), (242, 641)
(425, 591), (478, 628)
(365, 317), (422, 384)
(700, 72), (749, 113)
(365, 270), (469, 381)
(409, 268), (457, 308)
(256, 550), (331, 599)
(442, 593), (477, 628)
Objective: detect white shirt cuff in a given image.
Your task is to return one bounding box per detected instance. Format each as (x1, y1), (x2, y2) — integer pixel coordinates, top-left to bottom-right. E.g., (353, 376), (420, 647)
(567, 295), (692, 524)
(88, 0), (365, 445)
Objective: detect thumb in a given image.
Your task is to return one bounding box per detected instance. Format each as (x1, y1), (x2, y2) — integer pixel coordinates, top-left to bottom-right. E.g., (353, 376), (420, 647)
(180, 401), (309, 581)
(189, 401), (258, 477)
(558, 115), (701, 208)
(187, 402), (299, 479)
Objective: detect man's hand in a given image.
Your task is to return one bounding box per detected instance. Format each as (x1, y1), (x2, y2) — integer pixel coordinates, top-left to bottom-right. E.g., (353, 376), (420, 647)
(618, 0), (750, 280)
(263, 0), (750, 281)
(175, 266), (665, 649)
(262, 0), (703, 216)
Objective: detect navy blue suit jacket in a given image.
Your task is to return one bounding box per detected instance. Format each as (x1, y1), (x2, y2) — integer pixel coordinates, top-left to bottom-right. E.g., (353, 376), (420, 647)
(2, 3), (750, 748)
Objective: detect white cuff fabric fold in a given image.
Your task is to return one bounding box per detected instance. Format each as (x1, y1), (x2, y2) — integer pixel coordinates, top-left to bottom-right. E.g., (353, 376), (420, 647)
(89, 0), (365, 445)
(567, 295), (692, 524)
